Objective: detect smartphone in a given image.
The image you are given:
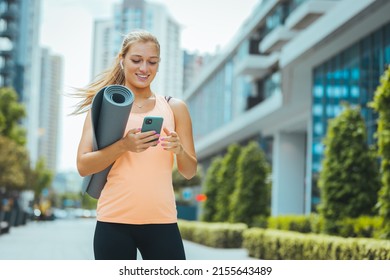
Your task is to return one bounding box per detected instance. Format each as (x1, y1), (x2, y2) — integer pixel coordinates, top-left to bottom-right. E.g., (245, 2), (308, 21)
(141, 116), (163, 143)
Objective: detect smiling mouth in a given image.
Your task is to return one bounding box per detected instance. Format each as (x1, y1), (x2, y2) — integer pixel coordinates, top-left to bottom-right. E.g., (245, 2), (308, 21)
(136, 74), (149, 80)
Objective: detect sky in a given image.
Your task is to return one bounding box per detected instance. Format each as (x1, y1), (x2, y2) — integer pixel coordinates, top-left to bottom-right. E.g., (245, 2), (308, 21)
(39, 0), (259, 172)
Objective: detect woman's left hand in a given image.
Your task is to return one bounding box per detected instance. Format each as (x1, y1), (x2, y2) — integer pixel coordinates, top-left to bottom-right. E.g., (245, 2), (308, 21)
(161, 127), (184, 155)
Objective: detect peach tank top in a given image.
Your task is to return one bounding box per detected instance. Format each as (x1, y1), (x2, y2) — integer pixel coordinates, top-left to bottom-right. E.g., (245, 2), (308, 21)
(96, 95), (177, 224)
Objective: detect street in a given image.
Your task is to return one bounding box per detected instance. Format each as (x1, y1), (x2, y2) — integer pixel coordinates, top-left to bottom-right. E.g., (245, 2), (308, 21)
(0, 218), (253, 260)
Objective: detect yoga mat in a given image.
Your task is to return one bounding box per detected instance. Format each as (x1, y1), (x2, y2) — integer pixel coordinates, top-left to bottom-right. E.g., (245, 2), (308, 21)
(81, 85), (134, 199)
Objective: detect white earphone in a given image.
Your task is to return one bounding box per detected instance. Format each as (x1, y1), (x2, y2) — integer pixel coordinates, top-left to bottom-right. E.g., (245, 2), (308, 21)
(120, 60), (124, 70)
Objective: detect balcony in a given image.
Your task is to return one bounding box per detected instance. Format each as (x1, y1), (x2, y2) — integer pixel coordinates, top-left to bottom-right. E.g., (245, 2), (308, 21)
(285, 0), (338, 30)
(259, 26), (296, 53)
(235, 53), (279, 79)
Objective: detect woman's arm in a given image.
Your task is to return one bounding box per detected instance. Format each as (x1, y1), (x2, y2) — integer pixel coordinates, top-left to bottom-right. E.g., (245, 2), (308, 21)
(76, 110), (160, 177)
(161, 98), (197, 179)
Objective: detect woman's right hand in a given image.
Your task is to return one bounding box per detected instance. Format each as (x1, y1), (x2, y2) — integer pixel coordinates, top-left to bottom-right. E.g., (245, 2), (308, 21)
(122, 128), (160, 153)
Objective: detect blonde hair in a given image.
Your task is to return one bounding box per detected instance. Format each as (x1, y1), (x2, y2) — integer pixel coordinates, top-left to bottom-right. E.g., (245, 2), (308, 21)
(72, 29), (160, 114)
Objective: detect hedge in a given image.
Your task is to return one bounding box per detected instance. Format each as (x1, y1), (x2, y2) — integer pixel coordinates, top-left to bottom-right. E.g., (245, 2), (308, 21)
(178, 220), (247, 248)
(266, 214), (384, 238)
(243, 228), (390, 260)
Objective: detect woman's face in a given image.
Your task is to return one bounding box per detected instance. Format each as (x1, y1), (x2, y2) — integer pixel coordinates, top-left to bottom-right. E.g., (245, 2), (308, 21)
(122, 41), (160, 91)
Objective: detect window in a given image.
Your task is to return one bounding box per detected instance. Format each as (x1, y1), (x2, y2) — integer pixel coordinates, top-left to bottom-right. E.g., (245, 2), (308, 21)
(311, 22), (390, 176)
(313, 104), (323, 116)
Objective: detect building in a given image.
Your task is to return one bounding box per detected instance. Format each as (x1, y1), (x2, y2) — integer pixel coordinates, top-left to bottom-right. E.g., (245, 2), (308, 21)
(0, 0), (18, 88)
(38, 48), (63, 173)
(91, 0), (183, 98)
(183, 50), (214, 92)
(91, 19), (114, 80)
(0, 0), (42, 165)
(184, 0), (390, 215)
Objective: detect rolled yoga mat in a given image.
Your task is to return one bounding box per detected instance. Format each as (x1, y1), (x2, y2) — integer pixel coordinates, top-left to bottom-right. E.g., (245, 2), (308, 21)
(81, 85), (134, 199)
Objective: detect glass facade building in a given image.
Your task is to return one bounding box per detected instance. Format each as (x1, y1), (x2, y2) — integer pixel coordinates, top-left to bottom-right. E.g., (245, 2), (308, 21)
(188, 59), (235, 140)
(313, 22), (390, 171)
(188, 0), (317, 143)
(185, 0), (390, 215)
(310, 21), (390, 205)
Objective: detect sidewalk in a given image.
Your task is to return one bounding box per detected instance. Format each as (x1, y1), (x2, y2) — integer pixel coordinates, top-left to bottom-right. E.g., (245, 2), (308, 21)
(0, 218), (254, 260)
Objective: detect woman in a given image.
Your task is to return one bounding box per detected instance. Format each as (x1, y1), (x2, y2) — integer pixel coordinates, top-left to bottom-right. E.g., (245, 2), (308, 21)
(74, 30), (197, 260)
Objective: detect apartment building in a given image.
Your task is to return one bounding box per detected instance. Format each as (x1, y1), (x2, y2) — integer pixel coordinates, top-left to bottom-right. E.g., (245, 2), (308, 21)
(0, 0), (42, 165)
(38, 48), (63, 173)
(184, 0), (390, 215)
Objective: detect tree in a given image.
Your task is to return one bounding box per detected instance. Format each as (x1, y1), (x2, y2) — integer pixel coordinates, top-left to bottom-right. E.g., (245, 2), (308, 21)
(230, 141), (271, 225)
(0, 87), (28, 191)
(0, 87), (28, 215)
(26, 158), (54, 200)
(0, 135), (28, 190)
(214, 144), (241, 222)
(0, 87), (26, 145)
(318, 104), (380, 234)
(370, 65), (390, 238)
(201, 156), (223, 222)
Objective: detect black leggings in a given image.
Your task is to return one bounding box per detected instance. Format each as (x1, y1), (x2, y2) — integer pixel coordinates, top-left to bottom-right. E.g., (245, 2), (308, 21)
(93, 221), (186, 260)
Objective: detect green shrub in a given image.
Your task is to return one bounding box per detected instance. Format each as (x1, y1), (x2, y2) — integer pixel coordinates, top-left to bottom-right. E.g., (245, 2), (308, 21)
(267, 215), (311, 233)
(318, 104), (380, 234)
(230, 141), (271, 225)
(215, 144), (241, 222)
(251, 215), (268, 228)
(178, 220), (247, 248)
(266, 214), (382, 238)
(370, 65), (390, 239)
(201, 157), (223, 222)
(243, 228), (390, 260)
(336, 216), (383, 238)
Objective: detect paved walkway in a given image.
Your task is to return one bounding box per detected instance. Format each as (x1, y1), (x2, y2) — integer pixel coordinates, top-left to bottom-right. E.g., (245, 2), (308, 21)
(0, 218), (253, 260)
